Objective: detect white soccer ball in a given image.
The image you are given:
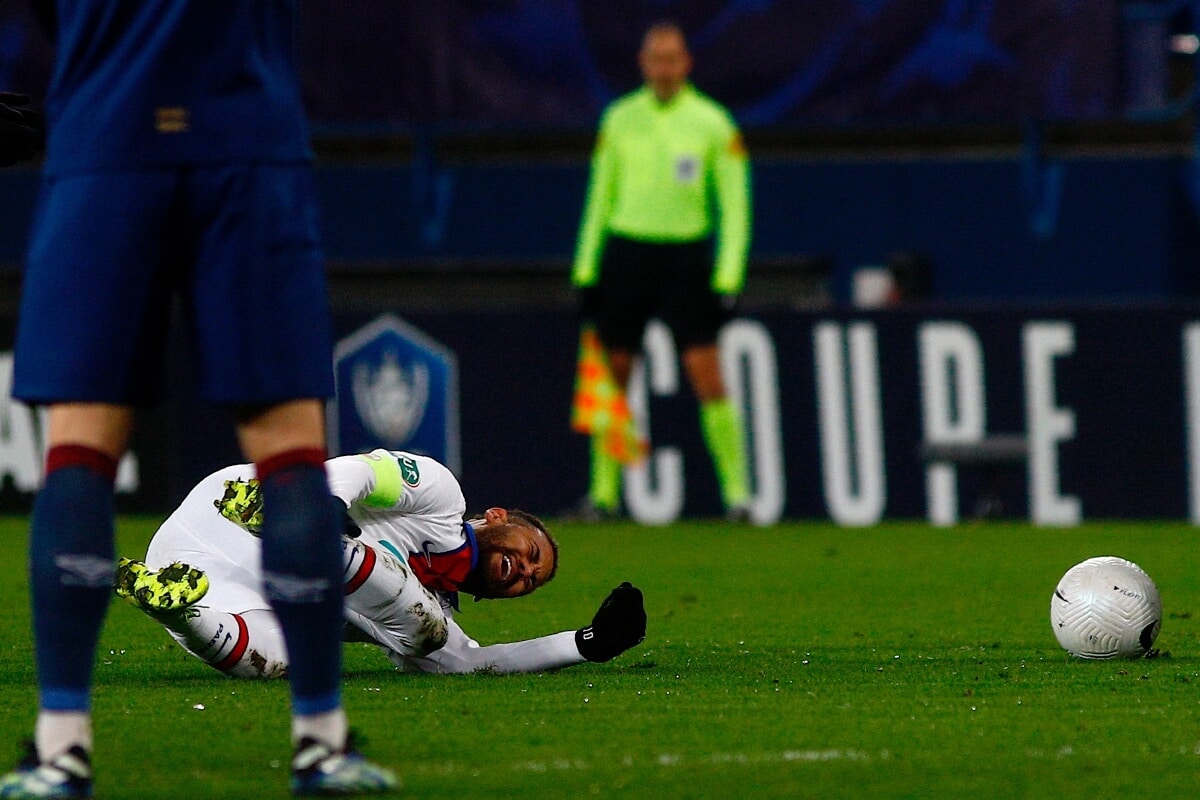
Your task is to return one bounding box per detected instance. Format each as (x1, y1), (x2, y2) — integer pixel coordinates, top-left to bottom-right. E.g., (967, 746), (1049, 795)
(1050, 556), (1162, 659)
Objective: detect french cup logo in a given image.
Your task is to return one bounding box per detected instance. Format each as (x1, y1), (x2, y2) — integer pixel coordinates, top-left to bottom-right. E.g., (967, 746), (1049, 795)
(332, 315), (460, 474)
(352, 350), (430, 446)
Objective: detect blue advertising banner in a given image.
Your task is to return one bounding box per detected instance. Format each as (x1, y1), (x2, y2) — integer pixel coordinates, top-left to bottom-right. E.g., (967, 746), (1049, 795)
(2, 305), (1198, 526)
(378, 306), (1200, 526)
(331, 314), (460, 474)
(0, 1), (1122, 129)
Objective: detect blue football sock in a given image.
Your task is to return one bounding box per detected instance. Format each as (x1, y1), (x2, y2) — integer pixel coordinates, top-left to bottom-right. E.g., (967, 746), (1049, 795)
(257, 449), (344, 715)
(30, 446), (118, 712)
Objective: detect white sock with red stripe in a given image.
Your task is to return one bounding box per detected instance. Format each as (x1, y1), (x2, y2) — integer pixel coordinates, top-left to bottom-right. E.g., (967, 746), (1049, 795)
(159, 607), (288, 679)
(341, 538), (378, 594)
(156, 540), (396, 678)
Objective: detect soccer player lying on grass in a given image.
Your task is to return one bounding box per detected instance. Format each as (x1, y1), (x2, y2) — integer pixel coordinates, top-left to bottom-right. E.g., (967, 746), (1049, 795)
(116, 450), (647, 676)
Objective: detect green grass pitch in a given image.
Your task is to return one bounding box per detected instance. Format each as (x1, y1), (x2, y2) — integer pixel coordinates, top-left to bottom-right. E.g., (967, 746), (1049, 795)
(0, 516), (1199, 798)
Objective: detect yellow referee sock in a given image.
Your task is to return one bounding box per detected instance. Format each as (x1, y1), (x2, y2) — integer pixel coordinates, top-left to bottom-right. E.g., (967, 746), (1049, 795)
(700, 397), (749, 509)
(588, 433), (622, 512)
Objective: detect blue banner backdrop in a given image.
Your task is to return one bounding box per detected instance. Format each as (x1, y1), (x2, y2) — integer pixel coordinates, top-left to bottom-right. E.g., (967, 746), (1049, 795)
(0, 1), (1121, 129)
(382, 307), (1195, 526)
(2, 306), (1198, 525)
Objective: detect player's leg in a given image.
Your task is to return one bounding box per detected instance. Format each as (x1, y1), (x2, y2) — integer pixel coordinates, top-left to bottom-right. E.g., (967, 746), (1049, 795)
(124, 536), (447, 675)
(188, 163), (393, 793)
(668, 242), (750, 520)
(585, 434), (623, 519)
(4, 170), (179, 797)
(340, 539), (449, 657)
(681, 343), (750, 517)
(240, 406), (395, 794)
(26, 405), (131, 774)
(236, 402), (350, 748)
(196, 164), (342, 727)
(134, 537), (451, 676)
(580, 345), (634, 518)
(164, 607), (290, 679)
(115, 555), (289, 677)
(585, 237), (654, 518)
(127, 511), (291, 680)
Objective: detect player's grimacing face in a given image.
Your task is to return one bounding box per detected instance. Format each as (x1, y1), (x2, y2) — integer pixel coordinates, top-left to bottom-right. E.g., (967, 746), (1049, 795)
(470, 513), (554, 599)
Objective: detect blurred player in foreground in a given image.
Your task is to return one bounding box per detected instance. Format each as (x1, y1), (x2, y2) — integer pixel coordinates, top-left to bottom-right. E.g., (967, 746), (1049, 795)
(117, 450), (647, 676)
(3, 2), (394, 796)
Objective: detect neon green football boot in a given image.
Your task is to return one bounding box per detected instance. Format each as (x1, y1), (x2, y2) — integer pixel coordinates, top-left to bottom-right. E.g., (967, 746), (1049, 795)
(115, 557), (209, 615)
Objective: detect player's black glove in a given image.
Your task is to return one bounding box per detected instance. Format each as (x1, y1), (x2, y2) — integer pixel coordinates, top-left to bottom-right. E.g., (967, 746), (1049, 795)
(331, 495), (362, 539)
(0, 92), (43, 167)
(575, 581), (646, 662)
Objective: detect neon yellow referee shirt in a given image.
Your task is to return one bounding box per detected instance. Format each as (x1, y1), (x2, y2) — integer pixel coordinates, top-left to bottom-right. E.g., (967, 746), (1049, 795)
(571, 84), (752, 295)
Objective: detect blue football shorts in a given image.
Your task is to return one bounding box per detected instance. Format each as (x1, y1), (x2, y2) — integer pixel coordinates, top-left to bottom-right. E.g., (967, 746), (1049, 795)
(12, 164), (335, 406)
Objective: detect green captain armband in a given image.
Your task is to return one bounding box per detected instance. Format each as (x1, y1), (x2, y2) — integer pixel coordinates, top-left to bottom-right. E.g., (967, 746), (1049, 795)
(356, 451), (405, 508)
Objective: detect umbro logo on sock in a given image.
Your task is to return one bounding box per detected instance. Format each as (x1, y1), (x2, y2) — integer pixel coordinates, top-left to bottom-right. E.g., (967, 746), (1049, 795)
(54, 555), (115, 588)
(263, 571), (331, 603)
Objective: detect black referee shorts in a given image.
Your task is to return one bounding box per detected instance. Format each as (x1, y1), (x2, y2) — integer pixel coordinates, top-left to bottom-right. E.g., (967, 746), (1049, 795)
(592, 235), (732, 352)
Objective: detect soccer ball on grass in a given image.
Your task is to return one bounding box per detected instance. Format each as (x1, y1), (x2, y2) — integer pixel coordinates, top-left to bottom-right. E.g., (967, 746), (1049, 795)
(1049, 556), (1161, 659)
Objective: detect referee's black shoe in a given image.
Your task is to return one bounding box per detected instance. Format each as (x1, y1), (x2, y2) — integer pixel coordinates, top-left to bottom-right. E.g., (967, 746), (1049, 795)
(562, 496), (620, 523)
(725, 505), (753, 524)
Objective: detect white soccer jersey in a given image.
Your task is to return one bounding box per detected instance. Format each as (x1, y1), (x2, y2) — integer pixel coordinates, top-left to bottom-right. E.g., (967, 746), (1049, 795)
(329, 451), (585, 672)
(391, 614), (583, 675)
(145, 451), (588, 675)
(326, 450), (476, 593)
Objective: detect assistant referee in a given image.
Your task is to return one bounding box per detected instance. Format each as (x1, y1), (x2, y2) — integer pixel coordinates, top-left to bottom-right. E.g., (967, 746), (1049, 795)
(572, 20), (752, 522)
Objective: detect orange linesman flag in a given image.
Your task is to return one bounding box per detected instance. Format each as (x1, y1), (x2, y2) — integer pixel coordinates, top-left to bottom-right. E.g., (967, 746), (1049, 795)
(571, 325), (648, 464)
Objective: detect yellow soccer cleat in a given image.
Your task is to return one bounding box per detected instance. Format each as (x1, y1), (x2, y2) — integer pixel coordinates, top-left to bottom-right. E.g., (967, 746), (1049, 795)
(114, 556), (149, 606)
(115, 557), (209, 615)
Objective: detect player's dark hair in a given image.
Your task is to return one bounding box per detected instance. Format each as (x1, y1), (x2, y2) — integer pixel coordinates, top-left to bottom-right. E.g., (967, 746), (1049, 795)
(509, 509), (559, 585)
